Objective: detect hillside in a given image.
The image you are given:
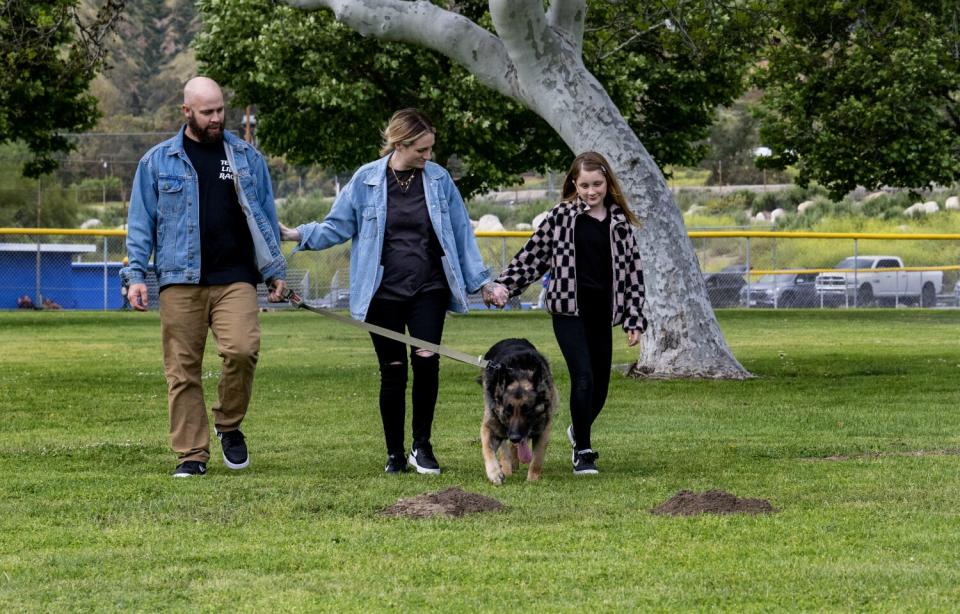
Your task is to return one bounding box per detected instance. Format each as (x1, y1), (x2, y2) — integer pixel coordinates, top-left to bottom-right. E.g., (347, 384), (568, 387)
(86, 0), (200, 127)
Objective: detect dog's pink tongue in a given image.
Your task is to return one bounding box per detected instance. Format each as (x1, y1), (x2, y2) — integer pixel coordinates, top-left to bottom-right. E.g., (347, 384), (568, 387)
(517, 439), (533, 464)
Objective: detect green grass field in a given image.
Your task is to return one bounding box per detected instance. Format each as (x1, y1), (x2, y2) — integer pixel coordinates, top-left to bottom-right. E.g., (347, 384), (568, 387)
(2, 309), (960, 611)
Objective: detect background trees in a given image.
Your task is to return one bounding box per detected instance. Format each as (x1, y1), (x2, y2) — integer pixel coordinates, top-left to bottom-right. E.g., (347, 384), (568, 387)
(756, 1), (960, 197)
(0, 0), (125, 177)
(194, 0), (767, 200)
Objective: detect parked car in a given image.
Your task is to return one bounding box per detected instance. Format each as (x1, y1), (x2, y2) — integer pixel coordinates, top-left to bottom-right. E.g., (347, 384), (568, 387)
(815, 256), (943, 307)
(703, 267), (747, 307)
(740, 272), (819, 308)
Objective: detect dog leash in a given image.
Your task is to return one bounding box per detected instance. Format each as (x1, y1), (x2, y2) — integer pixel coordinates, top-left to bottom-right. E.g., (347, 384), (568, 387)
(281, 288), (491, 369)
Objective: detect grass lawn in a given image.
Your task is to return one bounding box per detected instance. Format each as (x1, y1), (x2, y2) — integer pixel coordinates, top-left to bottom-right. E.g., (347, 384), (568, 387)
(2, 308), (960, 611)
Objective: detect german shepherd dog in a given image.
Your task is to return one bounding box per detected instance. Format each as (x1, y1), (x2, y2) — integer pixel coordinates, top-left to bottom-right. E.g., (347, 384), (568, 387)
(480, 339), (557, 484)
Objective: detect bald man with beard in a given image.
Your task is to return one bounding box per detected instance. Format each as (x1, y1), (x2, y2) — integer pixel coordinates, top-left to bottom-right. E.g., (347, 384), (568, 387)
(125, 77), (288, 477)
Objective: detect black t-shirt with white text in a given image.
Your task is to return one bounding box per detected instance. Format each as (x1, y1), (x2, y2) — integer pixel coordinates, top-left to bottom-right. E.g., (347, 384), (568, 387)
(182, 136), (260, 287)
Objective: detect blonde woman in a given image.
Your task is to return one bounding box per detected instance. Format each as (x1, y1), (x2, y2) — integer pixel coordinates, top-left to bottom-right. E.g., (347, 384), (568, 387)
(495, 152), (648, 475)
(280, 109), (506, 475)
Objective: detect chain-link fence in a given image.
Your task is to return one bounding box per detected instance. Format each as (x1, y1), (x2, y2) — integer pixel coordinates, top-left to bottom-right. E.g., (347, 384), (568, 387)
(693, 231), (960, 309)
(0, 229), (544, 311)
(3, 229), (959, 311)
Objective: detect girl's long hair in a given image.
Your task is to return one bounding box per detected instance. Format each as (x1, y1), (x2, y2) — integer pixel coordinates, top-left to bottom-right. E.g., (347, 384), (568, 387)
(379, 108), (436, 156)
(560, 151), (638, 226)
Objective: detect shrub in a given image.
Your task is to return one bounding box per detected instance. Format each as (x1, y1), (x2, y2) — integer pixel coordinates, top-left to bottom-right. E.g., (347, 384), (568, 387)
(277, 193), (333, 226)
(860, 193), (911, 219)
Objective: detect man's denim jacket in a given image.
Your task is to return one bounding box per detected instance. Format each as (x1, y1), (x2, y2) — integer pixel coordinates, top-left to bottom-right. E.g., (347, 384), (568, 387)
(124, 127), (286, 287)
(292, 155), (491, 321)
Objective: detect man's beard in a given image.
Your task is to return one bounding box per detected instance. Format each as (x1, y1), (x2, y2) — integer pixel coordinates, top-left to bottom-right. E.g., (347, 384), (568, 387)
(187, 114), (223, 143)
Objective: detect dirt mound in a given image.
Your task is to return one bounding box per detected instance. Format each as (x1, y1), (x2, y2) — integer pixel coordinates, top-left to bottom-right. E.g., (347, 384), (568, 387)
(378, 487), (505, 519)
(651, 490), (776, 516)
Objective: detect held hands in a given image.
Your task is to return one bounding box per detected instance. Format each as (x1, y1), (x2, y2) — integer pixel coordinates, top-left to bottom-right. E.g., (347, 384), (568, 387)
(481, 282), (509, 308)
(278, 222), (300, 242)
(626, 329), (641, 347)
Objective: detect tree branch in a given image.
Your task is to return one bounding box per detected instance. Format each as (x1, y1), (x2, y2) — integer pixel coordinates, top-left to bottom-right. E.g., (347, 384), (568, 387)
(546, 0), (586, 52)
(489, 0), (567, 93)
(281, 0), (519, 99)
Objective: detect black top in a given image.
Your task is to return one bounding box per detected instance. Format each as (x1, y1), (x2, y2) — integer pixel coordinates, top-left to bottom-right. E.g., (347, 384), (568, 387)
(183, 136), (259, 287)
(374, 167), (448, 301)
(574, 209), (612, 306)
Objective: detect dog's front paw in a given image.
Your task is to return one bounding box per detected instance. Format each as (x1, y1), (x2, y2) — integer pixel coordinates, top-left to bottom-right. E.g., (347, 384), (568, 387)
(486, 467), (505, 485)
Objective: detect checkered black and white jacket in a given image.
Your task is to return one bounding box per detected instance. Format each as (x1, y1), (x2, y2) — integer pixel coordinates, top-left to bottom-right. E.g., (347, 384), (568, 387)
(496, 198), (648, 332)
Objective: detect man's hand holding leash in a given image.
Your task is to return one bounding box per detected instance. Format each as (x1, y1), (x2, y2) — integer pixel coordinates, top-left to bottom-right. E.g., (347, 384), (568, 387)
(267, 278), (287, 303)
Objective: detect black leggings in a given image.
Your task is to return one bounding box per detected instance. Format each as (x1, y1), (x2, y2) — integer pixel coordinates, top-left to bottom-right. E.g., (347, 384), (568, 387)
(366, 290), (449, 456)
(551, 296), (612, 451)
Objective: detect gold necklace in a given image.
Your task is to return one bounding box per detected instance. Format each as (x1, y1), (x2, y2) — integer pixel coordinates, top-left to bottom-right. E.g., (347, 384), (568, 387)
(391, 166), (417, 193)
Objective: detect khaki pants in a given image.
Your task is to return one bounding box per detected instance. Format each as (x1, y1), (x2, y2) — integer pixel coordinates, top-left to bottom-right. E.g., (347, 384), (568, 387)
(160, 283), (260, 462)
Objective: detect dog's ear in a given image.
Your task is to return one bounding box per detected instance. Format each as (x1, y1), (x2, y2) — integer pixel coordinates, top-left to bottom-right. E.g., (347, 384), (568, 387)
(485, 363), (505, 395)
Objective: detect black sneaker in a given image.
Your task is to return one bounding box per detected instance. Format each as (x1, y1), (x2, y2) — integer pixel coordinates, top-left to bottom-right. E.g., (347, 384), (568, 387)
(217, 429), (250, 470)
(572, 449), (599, 475)
(171, 461), (207, 478)
(408, 444), (441, 475)
(384, 453), (408, 474)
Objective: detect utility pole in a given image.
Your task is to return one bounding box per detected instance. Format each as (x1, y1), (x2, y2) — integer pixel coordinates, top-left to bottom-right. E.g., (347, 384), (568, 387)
(244, 105), (256, 144)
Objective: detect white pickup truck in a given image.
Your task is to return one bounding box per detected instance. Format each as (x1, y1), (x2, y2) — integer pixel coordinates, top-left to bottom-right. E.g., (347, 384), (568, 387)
(815, 255), (943, 307)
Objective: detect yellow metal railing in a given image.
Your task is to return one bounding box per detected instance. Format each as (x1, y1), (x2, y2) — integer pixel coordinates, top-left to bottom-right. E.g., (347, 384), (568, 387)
(6, 227), (960, 241)
(4, 227), (959, 309)
(0, 228), (127, 237)
(749, 265), (960, 275)
(687, 230), (960, 240)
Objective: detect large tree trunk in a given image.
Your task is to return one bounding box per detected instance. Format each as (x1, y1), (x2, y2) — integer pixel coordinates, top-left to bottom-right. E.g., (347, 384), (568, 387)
(283, 0), (751, 379)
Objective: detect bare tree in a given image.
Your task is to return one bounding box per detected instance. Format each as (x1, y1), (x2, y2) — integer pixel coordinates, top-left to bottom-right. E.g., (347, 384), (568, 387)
(282, 0), (750, 379)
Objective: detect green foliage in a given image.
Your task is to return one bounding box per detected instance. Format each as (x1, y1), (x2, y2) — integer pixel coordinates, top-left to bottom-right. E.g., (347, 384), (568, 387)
(0, 0), (124, 177)
(192, 0), (565, 199)
(585, 1), (770, 168)
(756, 1), (960, 197)
(707, 190), (756, 215)
(276, 194), (333, 227)
(0, 144), (80, 227)
(3, 310), (960, 609)
(193, 1), (769, 197)
(859, 193), (913, 219)
(698, 96), (793, 186)
(71, 176), (122, 204)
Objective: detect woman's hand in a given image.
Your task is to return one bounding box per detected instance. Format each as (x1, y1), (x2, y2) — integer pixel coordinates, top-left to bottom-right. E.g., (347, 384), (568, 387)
(626, 329), (641, 347)
(279, 222), (300, 242)
(481, 282), (509, 308)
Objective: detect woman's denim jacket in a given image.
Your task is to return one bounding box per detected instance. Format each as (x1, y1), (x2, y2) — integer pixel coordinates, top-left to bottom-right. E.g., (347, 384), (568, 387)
(293, 154), (491, 321)
(124, 127), (286, 287)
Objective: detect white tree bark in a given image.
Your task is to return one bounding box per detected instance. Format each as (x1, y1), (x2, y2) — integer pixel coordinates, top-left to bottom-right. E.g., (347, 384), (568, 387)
(282, 0), (751, 379)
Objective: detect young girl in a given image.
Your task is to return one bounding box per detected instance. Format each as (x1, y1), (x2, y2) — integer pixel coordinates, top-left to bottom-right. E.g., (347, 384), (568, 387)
(495, 151), (648, 474)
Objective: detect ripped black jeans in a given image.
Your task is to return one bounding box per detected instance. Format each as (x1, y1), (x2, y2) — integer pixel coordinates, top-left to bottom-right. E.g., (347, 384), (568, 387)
(366, 290), (449, 457)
